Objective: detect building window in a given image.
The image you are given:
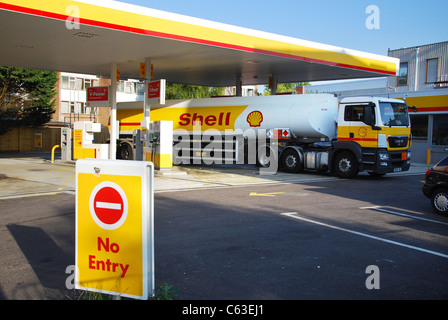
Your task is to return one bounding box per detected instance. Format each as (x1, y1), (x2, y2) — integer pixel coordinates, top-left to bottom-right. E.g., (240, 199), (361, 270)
(61, 101), (70, 114)
(397, 62), (408, 86)
(62, 75), (99, 90)
(74, 102), (84, 114)
(125, 81), (135, 94)
(61, 76), (69, 89)
(117, 80), (141, 94)
(136, 82), (145, 95)
(61, 101), (76, 113)
(410, 114), (428, 140)
(84, 78), (99, 90)
(85, 106), (98, 115)
(432, 115), (448, 146)
(61, 76), (76, 89)
(426, 58), (438, 84)
(61, 101), (98, 115)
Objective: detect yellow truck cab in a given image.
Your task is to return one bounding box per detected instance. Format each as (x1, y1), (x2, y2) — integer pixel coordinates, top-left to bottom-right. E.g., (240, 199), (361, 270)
(334, 97), (412, 177)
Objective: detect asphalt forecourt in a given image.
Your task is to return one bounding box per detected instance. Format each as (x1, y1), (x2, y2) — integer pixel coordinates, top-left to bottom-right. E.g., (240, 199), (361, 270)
(1, 154), (446, 303)
(0, 154), (430, 198)
(1, 174), (447, 302)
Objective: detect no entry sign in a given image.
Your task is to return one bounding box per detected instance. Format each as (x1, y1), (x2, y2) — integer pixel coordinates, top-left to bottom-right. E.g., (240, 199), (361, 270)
(90, 182), (128, 230)
(76, 159), (154, 300)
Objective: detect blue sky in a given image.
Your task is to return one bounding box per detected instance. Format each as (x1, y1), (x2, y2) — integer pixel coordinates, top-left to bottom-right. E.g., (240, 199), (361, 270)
(119, 0), (446, 56)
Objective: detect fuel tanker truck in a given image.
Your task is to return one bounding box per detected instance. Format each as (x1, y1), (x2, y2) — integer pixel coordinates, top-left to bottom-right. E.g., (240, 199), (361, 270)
(114, 94), (412, 178)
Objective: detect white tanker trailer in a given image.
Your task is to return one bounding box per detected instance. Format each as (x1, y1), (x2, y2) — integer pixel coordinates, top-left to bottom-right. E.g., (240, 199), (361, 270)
(115, 94), (412, 178)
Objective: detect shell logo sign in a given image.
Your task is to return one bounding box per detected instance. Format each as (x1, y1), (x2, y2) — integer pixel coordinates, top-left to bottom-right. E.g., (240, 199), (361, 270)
(151, 105), (248, 131)
(247, 111), (264, 127)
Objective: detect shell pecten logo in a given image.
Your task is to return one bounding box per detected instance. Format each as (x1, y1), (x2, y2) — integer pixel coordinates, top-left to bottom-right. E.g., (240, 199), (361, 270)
(247, 111), (264, 127)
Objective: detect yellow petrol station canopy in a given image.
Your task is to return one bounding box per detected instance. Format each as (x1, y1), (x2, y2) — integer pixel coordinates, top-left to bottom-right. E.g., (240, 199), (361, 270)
(0, 0), (399, 86)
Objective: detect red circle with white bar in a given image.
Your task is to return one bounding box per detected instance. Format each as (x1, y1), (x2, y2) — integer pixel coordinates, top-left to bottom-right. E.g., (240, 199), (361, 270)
(89, 182), (128, 230)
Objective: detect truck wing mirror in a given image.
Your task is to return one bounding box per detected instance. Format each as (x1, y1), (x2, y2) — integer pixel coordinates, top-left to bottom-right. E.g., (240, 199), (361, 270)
(364, 105), (381, 130)
(363, 105), (374, 126)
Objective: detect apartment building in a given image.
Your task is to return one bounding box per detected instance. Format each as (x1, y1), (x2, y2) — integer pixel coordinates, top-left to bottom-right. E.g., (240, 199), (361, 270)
(52, 72), (143, 127)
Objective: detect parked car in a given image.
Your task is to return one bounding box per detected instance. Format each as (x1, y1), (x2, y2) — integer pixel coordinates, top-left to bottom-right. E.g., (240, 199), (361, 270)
(422, 155), (448, 215)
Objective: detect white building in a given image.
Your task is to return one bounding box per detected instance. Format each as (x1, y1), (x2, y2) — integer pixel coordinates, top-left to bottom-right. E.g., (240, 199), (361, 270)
(55, 72), (143, 127)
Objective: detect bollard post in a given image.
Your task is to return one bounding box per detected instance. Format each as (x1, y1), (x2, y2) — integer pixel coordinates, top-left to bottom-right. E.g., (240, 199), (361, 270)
(51, 145), (60, 164)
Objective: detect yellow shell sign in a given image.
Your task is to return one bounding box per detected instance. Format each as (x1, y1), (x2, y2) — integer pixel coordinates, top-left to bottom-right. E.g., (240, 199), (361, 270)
(246, 111), (264, 127)
(151, 105), (248, 131)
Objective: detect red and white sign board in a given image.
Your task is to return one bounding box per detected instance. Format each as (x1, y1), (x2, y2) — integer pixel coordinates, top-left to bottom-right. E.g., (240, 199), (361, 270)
(86, 86), (110, 108)
(76, 159), (154, 300)
(147, 79), (166, 105)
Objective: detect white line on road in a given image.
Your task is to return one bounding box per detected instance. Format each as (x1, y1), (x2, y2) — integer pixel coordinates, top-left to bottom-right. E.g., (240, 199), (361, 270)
(281, 212), (448, 259)
(0, 190), (75, 200)
(360, 206), (448, 226)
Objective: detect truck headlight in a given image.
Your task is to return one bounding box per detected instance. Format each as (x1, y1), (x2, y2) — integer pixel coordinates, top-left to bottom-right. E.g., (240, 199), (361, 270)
(380, 161), (388, 166)
(379, 153), (389, 161)
(407, 151), (411, 159)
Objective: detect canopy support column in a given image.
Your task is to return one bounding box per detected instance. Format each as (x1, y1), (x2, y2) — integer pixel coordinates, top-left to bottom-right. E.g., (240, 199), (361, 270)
(270, 75), (278, 95)
(142, 58), (152, 130)
(235, 74), (242, 97)
(109, 62), (118, 160)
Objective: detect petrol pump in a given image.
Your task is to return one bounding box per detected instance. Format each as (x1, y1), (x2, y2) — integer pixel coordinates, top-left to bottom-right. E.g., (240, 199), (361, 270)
(60, 127), (72, 161)
(73, 121), (109, 160)
(143, 120), (173, 170)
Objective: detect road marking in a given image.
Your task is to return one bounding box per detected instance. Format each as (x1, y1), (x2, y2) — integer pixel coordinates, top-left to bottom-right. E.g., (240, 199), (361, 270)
(0, 190), (75, 200)
(281, 212), (448, 259)
(360, 206), (448, 226)
(250, 192), (285, 197)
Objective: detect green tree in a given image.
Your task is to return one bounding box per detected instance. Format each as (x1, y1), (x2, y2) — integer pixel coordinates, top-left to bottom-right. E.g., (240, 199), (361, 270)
(165, 83), (224, 100)
(0, 67), (58, 135)
(263, 82), (310, 95)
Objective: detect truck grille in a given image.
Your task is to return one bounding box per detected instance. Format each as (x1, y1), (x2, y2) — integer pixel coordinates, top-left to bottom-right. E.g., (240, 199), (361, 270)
(389, 136), (408, 148)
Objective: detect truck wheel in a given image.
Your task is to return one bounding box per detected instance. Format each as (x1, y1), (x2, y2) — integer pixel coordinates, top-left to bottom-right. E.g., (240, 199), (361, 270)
(117, 142), (133, 160)
(281, 149), (303, 173)
(431, 188), (448, 216)
(334, 151), (358, 179)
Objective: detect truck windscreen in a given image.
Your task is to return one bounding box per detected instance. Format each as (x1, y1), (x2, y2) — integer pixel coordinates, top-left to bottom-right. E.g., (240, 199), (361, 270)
(379, 102), (410, 127)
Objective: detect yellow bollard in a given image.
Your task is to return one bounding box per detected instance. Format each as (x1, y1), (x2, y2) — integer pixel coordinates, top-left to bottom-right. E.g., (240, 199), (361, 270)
(51, 145), (60, 164)
(426, 149), (431, 165)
